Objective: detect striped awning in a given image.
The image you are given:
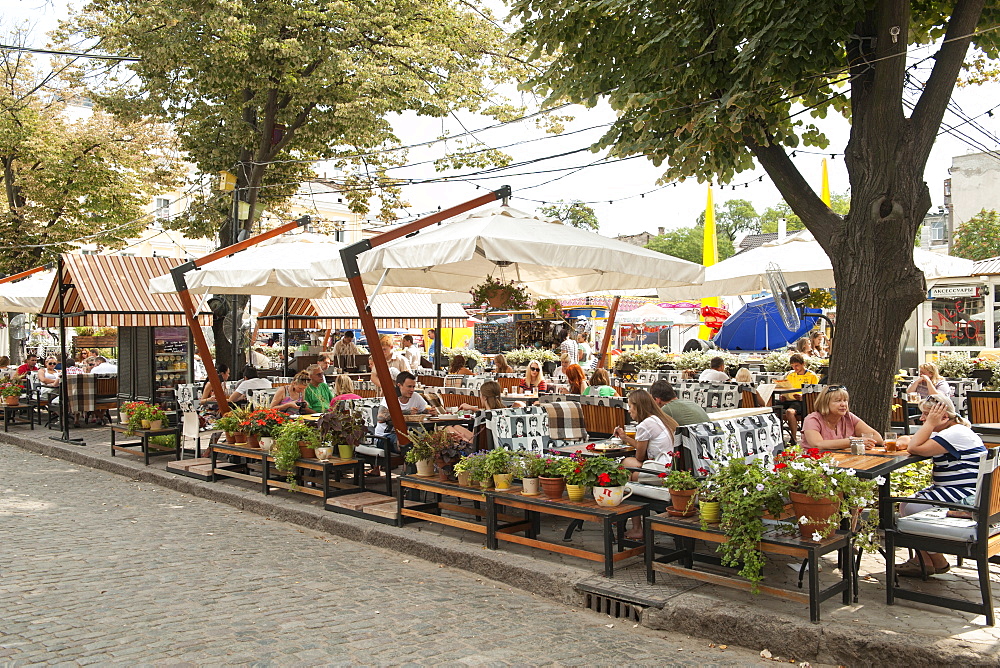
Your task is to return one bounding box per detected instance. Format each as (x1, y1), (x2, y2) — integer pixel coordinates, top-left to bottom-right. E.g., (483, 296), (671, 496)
(257, 294), (468, 330)
(37, 254), (212, 327)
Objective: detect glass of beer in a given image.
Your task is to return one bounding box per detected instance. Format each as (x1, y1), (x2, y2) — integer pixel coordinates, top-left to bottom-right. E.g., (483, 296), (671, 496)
(884, 431), (897, 452)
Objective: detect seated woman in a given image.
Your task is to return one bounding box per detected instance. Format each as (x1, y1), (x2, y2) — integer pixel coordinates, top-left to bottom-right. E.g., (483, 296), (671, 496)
(270, 373), (309, 413)
(518, 360), (548, 394)
(733, 367), (754, 384)
(200, 363), (231, 412)
(583, 368), (618, 397)
(448, 354), (475, 376)
(492, 354), (512, 375)
(894, 394), (986, 577)
(801, 385), (883, 450)
(38, 356), (61, 389)
(906, 362), (952, 399)
(331, 374), (363, 402)
(561, 363), (588, 395)
(614, 389), (679, 538)
(459, 379), (510, 411)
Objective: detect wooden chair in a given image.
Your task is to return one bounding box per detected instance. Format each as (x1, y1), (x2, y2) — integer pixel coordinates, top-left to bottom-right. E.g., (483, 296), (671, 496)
(418, 374), (444, 387)
(496, 376), (521, 392)
(968, 391), (1000, 425)
(885, 448), (1000, 625)
(579, 403), (626, 437)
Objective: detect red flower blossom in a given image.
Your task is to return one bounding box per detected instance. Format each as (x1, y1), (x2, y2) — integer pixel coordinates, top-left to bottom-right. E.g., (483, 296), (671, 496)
(597, 472), (611, 485)
(697, 467), (709, 475)
(574, 467), (582, 474)
(774, 462), (787, 470)
(664, 462), (672, 468)
(657, 472), (668, 478)
(585, 444), (596, 451)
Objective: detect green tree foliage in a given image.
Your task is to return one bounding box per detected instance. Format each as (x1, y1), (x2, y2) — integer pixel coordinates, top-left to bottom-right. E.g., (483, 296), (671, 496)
(759, 193), (850, 234)
(952, 209), (1000, 261)
(0, 30), (180, 275)
(645, 226), (736, 264)
(512, 0), (999, 428)
(63, 0), (528, 239)
(695, 198), (760, 243)
(538, 200), (599, 230)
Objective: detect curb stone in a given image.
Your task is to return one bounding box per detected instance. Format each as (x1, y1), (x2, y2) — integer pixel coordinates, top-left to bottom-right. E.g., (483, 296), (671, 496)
(3, 432), (998, 666)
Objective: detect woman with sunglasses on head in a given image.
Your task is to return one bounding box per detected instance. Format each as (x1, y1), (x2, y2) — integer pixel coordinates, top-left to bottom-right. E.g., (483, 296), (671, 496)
(892, 394), (986, 577)
(801, 385), (883, 450)
(518, 360), (548, 394)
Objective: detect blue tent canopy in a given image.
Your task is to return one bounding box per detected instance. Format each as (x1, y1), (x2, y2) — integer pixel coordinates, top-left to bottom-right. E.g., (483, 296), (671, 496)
(713, 297), (820, 351)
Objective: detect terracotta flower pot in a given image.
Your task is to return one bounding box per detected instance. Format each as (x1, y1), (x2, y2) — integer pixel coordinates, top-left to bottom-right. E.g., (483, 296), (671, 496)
(521, 477), (540, 495)
(566, 483), (587, 502)
(669, 489), (698, 514)
(4, 395), (19, 406)
(539, 476), (566, 500)
(298, 442), (316, 459)
(246, 433), (260, 449)
(456, 471), (472, 487)
(790, 491), (842, 540)
(233, 431), (248, 444)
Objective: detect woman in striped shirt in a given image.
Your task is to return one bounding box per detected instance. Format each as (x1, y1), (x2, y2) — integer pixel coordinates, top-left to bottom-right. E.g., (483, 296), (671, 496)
(895, 394), (986, 577)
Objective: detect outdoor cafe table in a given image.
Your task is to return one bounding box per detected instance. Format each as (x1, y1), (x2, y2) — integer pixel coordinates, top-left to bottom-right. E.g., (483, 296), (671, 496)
(828, 449), (927, 530)
(210, 443), (364, 499)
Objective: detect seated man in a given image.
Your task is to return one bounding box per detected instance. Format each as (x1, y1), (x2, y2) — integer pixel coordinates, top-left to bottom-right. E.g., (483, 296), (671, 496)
(374, 371), (433, 452)
(698, 356), (730, 382)
(777, 353), (819, 444)
(228, 366), (271, 404)
(90, 356), (118, 374)
(649, 379), (709, 426)
(16, 354), (39, 377)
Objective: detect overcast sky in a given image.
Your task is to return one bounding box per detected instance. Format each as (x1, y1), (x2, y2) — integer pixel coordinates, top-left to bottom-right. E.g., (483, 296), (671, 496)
(8, 0), (1000, 239)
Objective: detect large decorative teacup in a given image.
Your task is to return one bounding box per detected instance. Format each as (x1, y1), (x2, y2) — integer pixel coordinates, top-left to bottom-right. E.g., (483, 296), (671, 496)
(593, 485), (633, 507)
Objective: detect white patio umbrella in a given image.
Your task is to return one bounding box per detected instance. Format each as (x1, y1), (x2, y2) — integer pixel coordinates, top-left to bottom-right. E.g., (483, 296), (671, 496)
(0, 272), (53, 312)
(657, 231), (974, 300)
(355, 206), (705, 295)
(148, 232), (356, 298)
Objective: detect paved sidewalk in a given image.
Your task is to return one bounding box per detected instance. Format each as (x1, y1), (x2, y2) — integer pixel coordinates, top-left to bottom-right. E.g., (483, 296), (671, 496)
(0, 444), (775, 666)
(3, 426), (1000, 665)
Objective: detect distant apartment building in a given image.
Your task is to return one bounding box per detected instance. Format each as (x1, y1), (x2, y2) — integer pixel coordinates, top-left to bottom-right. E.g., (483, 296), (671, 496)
(945, 151), (1000, 251)
(615, 226), (665, 247)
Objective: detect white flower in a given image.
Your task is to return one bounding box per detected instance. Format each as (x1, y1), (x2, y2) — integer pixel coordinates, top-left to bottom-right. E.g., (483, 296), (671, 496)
(830, 478), (838, 486)
(756, 483), (766, 491)
(845, 468), (857, 476)
(811, 531), (823, 542)
(875, 475), (886, 486)
(799, 515), (809, 524)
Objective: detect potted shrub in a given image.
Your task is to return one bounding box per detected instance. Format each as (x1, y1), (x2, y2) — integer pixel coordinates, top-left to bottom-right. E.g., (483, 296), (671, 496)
(771, 446), (878, 545)
(534, 298), (562, 319)
(214, 413), (241, 444)
(453, 455), (475, 487)
(564, 453), (589, 502)
(483, 447), (514, 490)
(121, 401), (153, 435)
(538, 457), (569, 500)
(147, 405), (167, 431)
(275, 421), (320, 461)
(242, 408), (288, 449)
(469, 275), (530, 311)
(316, 409), (368, 460)
(403, 430), (436, 476)
(226, 406), (253, 444)
(698, 477), (721, 523)
(455, 450), (492, 488)
(660, 467), (699, 514)
(583, 455), (632, 507)
(513, 452), (546, 496)
(272, 429), (303, 488)
(431, 430), (475, 481)
(0, 375), (24, 406)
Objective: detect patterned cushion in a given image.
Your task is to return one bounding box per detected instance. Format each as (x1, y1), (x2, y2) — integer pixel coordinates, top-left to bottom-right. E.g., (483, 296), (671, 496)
(543, 401), (588, 444)
(175, 383), (199, 413)
(677, 413), (784, 475)
(483, 406), (550, 454)
(677, 381), (740, 411)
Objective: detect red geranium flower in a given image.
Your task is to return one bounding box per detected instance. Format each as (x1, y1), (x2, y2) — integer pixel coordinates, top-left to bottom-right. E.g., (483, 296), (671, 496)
(774, 462), (787, 470)
(597, 472), (611, 485)
(657, 472), (668, 478)
(585, 444), (596, 451)
(697, 467), (709, 475)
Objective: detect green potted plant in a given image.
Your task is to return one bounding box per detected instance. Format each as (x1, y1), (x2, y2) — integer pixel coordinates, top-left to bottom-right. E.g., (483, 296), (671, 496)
(226, 406), (253, 444)
(583, 455), (632, 507)
(455, 450), (491, 488)
(0, 375), (24, 406)
(242, 408), (289, 450)
(214, 413), (241, 444)
(698, 477), (721, 523)
(271, 428), (304, 488)
(404, 429), (437, 476)
(316, 409), (367, 459)
(534, 298), (562, 319)
(121, 401), (153, 435)
(661, 467), (699, 514)
(563, 453), (589, 501)
(274, 421), (321, 461)
(512, 452), (546, 496)
(538, 456), (569, 500)
(147, 405), (167, 431)
(431, 430), (474, 481)
(483, 447), (515, 490)
(469, 275), (530, 310)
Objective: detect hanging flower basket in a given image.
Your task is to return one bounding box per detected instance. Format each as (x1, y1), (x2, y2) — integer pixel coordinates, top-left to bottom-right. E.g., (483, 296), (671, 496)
(470, 276), (530, 311)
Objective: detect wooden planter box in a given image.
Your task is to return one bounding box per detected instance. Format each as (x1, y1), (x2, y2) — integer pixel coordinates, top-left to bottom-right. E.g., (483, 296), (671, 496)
(73, 335), (118, 349)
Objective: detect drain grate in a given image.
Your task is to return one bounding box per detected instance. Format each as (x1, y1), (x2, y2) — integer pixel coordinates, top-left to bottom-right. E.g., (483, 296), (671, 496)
(584, 592), (642, 622)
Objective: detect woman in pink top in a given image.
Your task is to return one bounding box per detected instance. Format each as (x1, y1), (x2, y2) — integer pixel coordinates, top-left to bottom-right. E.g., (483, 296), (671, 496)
(801, 385), (883, 450)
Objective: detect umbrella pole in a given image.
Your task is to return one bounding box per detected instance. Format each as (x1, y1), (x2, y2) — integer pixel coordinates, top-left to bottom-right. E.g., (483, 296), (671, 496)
(340, 186), (510, 456)
(596, 296), (621, 370)
(282, 297), (289, 377)
(50, 255), (83, 445)
(170, 215), (311, 416)
(435, 304), (442, 371)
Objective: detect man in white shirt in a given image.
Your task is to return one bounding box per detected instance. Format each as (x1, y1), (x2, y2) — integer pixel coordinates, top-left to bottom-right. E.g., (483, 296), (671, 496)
(332, 331), (361, 357)
(375, 371), (431, 450)
(228, 367), (272, 403)
(400, 334), (421, 368)
(251, 347), (270, 368)
(90, 357), (119, 374)
(698, 357), (731, 383)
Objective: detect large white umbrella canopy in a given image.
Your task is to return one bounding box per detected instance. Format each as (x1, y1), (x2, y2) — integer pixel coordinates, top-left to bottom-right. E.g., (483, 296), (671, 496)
(356, 206), (704, 295)
(0, 272), (52, 312)
(148, 232), (357, 298)
(657, 231), (975, 300)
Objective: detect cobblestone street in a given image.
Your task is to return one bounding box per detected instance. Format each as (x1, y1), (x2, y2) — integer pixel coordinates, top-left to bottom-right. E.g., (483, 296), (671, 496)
(0, 444), (777, 666)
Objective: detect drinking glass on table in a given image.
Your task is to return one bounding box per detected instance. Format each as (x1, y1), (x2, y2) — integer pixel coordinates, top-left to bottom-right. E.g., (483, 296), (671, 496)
(863, 432), (879, 449)
(883, 431), (898, 452)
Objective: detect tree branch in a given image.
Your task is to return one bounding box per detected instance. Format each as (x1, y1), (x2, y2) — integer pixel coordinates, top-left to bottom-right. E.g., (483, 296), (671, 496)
(910, 0), (986, 163)
(746, 134), (840, 249)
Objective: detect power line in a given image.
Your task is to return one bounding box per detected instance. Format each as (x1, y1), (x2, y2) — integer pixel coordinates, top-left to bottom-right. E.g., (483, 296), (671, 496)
(0, 43), (140, 62)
